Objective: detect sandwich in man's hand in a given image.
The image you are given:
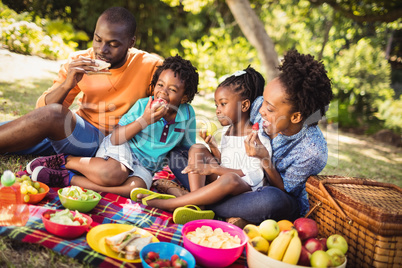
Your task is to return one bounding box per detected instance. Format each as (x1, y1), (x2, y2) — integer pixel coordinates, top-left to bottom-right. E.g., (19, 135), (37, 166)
(87, 59), (111, 75)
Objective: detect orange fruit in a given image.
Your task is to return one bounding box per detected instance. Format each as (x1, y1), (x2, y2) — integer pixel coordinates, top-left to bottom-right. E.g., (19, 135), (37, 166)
(277, 219), (294, 232)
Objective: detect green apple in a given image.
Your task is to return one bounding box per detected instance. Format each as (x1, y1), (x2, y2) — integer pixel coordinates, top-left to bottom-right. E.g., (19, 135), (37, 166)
(258, 219), (280, 241)
(201, 121), (218, 136)
(326, 248), (346, 267)
(310, 250), (333, 267)
(327, 234), (348, 254)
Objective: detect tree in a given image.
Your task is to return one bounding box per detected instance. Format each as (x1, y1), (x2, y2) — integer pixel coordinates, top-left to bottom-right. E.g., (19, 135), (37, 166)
(226, 0), (279, 80)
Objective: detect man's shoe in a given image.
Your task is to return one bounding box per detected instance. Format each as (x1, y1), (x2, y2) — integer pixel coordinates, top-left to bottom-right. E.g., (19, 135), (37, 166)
(31, 166), (70, 187)
(26, 154), (67, 174)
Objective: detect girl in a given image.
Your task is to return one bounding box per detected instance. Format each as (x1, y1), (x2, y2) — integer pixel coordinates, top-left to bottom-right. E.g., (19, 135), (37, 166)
(29, 55), (199, 198)
(132, 66), (271, 212)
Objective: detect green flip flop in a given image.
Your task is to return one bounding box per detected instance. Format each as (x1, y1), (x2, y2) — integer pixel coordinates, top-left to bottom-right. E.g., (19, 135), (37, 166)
(173, 205), (215, 225)
(130, 188), (175, 206)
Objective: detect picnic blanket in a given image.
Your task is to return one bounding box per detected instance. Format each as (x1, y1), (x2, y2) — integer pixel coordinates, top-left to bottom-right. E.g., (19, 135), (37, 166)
(0, 169), (248, 268)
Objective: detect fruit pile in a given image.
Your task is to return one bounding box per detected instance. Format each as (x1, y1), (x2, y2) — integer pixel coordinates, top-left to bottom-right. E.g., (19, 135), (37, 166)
(144, 252), (188, 268)
(16, 174), (46, 202)
(244, 218), (348, 267)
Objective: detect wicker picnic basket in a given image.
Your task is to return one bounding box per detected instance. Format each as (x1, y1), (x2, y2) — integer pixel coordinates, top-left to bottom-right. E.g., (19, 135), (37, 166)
(305, 175), (402, 268)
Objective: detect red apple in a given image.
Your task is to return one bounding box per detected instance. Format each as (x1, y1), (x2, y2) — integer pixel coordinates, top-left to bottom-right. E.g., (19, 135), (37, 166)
(319, 237), (328, 251)
(304, 237), (326, 254)
(151, 98), (167, 111)
(293, 217), (319, 241)
(297, 246), (312, 266)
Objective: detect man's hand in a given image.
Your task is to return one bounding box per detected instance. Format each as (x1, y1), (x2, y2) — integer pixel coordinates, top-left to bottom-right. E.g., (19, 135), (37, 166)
(63, 56), (101, 90)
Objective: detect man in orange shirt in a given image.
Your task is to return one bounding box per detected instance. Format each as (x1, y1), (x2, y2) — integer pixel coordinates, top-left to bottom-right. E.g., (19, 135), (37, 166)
(0, 7), (162, 156)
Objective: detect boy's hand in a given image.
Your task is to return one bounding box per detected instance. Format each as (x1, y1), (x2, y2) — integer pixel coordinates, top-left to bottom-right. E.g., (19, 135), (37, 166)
(244, 132), (270, 159)
(141, 97), (168, 125)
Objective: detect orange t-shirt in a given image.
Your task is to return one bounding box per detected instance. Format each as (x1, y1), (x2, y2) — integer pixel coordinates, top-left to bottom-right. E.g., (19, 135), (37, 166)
(36, 48), (163, 135)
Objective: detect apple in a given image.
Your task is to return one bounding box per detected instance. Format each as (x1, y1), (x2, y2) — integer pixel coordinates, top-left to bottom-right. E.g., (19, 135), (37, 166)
(297, 246), (312, 266)
(243, 224), (261, 240)
(319, 237), (328, 251)
(151, 98), (167, 111)
(326, 248), (346, 267)
(303, 237), (325, 254)
(201, 121), (218, 136)
(293, 217), (319, 241)
(310, 250), (333, 268)
(258, 219), (280, 241)
(327, 234), (348, 254)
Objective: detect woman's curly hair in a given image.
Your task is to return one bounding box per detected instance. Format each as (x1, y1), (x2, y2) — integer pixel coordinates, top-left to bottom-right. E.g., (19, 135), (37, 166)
(278, 50), (333, 126)
(150, 55), (199, 103)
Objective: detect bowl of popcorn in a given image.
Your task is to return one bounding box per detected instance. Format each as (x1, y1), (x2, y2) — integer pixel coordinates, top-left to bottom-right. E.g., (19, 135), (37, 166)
(182, 219), (248, 267)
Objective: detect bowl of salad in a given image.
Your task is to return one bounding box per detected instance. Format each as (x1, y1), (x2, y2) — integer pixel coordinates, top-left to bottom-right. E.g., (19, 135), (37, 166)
(42, 208), (93, 239)
(58, 186), (101, 213)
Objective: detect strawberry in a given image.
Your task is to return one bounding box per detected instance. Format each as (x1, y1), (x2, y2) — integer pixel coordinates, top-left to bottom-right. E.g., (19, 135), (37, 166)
(173, 259), (188, 268)
(171, 254), (179, 263)
(146, 251), (159, 262)
(252, 122), (259, 131)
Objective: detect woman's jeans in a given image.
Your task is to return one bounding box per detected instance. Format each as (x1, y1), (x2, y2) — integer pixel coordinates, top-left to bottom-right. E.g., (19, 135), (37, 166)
(167, 147), (300, 224)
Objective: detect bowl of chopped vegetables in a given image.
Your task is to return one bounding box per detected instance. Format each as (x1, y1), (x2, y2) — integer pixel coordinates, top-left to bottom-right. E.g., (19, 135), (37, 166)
(58, 186), (101, 213)
(42, 208), (93, 239)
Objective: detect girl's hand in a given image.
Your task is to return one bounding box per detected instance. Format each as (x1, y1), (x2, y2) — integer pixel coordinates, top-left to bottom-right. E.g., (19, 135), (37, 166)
(181, 163), (213, 175)
(244, 132), (270, 159)
(199, 129), (218, 148)
(141, 96), (167, 125)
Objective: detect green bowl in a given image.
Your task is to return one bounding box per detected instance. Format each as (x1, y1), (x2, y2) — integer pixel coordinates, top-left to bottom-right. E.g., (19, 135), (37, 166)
(58, 188), (101, 213)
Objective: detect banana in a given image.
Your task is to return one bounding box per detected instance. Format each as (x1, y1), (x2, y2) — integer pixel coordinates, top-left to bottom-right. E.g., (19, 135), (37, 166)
(267, 230), (293, 261)
(250, 236), (270, 254)
(282, 229), (302, 264)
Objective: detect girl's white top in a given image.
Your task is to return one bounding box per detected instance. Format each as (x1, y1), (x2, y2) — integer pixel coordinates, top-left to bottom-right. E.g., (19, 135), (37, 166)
(219, 130), (272, 191)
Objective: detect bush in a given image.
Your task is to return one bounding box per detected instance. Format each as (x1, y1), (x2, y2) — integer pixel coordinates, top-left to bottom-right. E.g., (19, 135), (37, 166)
(0, 3), (85, 60)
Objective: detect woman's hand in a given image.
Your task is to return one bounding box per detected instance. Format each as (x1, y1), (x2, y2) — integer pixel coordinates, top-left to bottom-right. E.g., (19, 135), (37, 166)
(244, 132), (270, 159)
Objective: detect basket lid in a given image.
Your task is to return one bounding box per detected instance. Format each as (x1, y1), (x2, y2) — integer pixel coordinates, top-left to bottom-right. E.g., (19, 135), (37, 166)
(306, 175), (402, 236)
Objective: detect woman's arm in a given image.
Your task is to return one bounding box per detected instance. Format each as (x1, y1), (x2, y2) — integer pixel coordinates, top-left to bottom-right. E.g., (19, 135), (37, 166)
(244, 132), (285, 190)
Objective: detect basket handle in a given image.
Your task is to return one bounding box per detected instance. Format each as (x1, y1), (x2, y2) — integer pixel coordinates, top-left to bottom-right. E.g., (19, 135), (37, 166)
(318, 181), (353, 224)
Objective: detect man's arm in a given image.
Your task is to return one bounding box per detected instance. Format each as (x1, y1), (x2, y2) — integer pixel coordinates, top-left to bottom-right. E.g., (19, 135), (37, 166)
(36, 56), (103, 107)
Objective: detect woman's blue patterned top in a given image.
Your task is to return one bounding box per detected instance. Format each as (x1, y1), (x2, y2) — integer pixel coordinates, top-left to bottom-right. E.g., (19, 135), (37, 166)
(251, 96), (328, 216)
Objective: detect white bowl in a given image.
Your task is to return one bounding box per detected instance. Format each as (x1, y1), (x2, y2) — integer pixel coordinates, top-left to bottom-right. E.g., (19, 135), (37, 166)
(247, 242), (347, 268)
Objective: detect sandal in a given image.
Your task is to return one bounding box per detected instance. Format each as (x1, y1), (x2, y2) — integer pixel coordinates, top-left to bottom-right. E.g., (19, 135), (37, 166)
(152, 179), (189, 196)
(173, 205), (215, 225)
(130, 188), (175, 206)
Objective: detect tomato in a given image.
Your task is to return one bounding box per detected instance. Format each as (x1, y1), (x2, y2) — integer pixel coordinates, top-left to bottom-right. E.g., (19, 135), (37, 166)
(43, 214), (50, 220)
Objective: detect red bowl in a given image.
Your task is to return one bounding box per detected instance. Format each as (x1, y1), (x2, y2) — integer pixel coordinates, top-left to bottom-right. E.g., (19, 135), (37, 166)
(41, 209), (93, 239)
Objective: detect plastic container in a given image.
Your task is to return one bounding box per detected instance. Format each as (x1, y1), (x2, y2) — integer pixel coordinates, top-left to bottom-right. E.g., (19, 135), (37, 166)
(0, 170), (30, 226)
(182, 219), (248, 268)
(140, 242), (196, 268)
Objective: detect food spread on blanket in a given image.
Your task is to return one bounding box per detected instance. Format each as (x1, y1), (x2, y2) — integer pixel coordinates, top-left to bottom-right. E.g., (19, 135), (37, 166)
(60, 186), (100, 201)
(105, 227), (153, 260)
(44, 208), (88, 226)
(186, 225), (241, 249)
(144, 251), (188, 268)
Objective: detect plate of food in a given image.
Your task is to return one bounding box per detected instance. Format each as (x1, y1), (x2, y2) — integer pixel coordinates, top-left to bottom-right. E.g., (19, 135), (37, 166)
(86, 224), (159, 262)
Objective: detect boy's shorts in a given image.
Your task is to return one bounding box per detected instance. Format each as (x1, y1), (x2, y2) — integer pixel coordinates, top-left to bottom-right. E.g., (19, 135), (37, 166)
(95, 134), (153, 189)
